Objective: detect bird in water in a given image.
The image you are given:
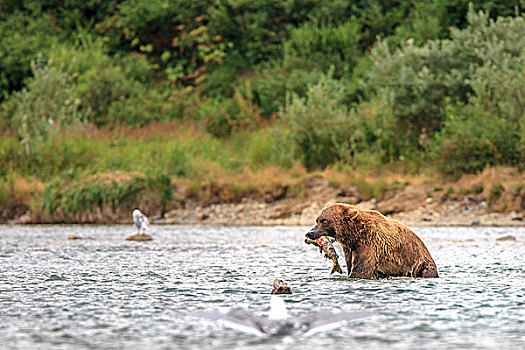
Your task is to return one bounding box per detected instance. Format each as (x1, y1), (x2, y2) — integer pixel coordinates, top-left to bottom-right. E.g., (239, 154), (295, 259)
(132, 209), (150, 234)
(271, 279), (292, 295)
(194, 280), (370, 337)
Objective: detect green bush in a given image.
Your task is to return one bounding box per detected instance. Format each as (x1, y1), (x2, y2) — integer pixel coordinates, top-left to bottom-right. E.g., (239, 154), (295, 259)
(367, 9), (525, 141)
(198, 98), (239, 138)
(432, 14), (525, 175)
(107, 89), (177, 126)
(146, 172), (173, 218)
(0, 11), (60, 100)
(472, 183), (484, 194)
(165, 145), (192, 177)
(392, 1), (446, 45)
(234, 129), (296, 169)
(434, 105), (521, 175)
(40, 171), (175, 220)
(41, 175), (147, 219)
(350, 91), (417, 165)
(278, 72), (358, 170)
(47, 40), (188, 127)
(250, 62), (326, 118)
(9, 57), (88, 155)
(284, 20), (362, 77)
(0, 137), (27, 178)
(489, 183), (504, 204)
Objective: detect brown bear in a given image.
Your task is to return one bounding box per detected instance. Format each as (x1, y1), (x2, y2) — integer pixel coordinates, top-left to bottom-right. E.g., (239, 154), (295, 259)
(305, 203), (438, 279)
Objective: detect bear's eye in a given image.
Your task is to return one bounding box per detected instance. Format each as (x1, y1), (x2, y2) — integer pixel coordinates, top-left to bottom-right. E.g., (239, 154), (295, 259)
(321, 219), (329, 225)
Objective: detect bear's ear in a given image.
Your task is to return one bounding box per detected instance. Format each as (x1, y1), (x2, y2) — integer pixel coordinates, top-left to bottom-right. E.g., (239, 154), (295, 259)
(341, 206), (359, 221)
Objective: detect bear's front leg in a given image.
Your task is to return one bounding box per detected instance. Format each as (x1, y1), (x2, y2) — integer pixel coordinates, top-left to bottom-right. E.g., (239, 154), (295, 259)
(342, 246), (353, 276)
(348, 254), (375, 279)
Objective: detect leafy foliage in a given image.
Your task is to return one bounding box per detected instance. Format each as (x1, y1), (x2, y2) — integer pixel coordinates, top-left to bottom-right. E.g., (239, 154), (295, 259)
(284, 20), (362, 77)
(0, 0), (524, 207)
(9, 57), (88, 154)
(368, 9), (525, 147)
(278, 72), (357, 170)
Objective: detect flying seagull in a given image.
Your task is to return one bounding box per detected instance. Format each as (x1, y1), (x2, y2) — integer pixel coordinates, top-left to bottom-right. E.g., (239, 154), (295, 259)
(132, 209), (150, 234)
(194, 295), (370, 337)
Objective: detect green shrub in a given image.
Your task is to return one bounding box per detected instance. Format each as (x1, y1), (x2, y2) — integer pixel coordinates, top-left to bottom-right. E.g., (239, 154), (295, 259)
(250, 62), (326, 118)
(367, 9), (525, 140)
(472, 183), (484, 194)
(9, 57), (88, 155)
(392, 1), (446, 45)
(107, 89), (176, 126)
(236, 129), (296, 169)
(41, 173), (150, 219)
(165, 145), (192, 177)
(0, 137), (27, 178)
(284, 20), (362, 77)
(435, 105), (521, 175)
(199, 98), (239, 138)
(350, 91), (416, 165)
(278, 72), (358, 170)
(146, 172), (173, 218)
(47, 40), (188, 127)
(489, 183), (504, 204)
(0, 11), (60, 100)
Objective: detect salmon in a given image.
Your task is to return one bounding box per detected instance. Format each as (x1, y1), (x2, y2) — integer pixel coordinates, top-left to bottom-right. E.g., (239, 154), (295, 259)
(305, 236), (343, 274)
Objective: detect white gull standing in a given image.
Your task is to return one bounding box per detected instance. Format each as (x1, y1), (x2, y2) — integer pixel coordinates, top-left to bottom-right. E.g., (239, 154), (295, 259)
(132, 209), (150, 234)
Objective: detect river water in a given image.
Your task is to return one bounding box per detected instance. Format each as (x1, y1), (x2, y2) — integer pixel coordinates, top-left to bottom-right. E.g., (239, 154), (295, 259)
(0, 225), (523, 349)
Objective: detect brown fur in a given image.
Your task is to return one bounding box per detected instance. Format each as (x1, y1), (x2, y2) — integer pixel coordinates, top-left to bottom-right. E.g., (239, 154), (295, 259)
(306, 203), (438, 279)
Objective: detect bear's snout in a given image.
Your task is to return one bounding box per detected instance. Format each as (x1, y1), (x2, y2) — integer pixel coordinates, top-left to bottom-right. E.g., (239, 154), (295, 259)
(306, 226), (322, 240)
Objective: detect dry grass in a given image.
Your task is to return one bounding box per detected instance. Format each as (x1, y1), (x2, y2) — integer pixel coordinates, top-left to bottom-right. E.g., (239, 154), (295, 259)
(180, 164), (307, 202)
(78, 120), (205, 141)
(86, 171), (144, 185)
(15, 177), (43, 202)
(0, 175), (43, 208)
(442, 167), (525, 212)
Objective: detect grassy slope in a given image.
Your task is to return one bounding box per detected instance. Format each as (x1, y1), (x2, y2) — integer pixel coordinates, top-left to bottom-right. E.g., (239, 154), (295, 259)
(1, 121), (524, 223)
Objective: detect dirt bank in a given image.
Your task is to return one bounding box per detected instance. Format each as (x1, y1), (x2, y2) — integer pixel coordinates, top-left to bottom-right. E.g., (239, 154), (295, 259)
(8, 167), (525, 227)
(160, 170), (525, 227)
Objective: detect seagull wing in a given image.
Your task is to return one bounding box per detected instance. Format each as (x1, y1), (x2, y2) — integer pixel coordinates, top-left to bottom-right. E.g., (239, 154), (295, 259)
(142, 215), (150, 231)
(194, 307), (269, 336)
(295, 309), (371, 336)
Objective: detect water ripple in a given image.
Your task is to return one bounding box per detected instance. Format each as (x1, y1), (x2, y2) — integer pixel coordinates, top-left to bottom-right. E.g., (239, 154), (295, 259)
(0, 225), (523, 349)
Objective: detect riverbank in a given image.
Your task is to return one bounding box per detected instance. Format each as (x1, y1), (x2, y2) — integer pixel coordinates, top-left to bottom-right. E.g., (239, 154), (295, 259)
(159, 174), (524, 227)
(159, 197), (524, 227)
(9, 167), (523, 227)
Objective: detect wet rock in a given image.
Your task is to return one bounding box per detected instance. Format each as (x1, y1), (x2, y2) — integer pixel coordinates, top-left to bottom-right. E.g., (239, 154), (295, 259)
(45, 274), (66, 282)
(125, 233), (153, 241)
(495, 235), (516, 241)
(68, 235), (82, 240)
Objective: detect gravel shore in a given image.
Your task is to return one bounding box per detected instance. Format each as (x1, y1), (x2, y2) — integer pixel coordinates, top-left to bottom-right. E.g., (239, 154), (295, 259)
(159, 197), (524, 227)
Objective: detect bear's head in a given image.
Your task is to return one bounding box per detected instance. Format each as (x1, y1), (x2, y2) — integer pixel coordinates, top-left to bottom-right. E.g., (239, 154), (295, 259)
(305, 203), (359, 240)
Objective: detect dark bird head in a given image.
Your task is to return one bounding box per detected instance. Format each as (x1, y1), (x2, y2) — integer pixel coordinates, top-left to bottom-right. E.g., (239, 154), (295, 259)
(271, 279), (292, 295)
